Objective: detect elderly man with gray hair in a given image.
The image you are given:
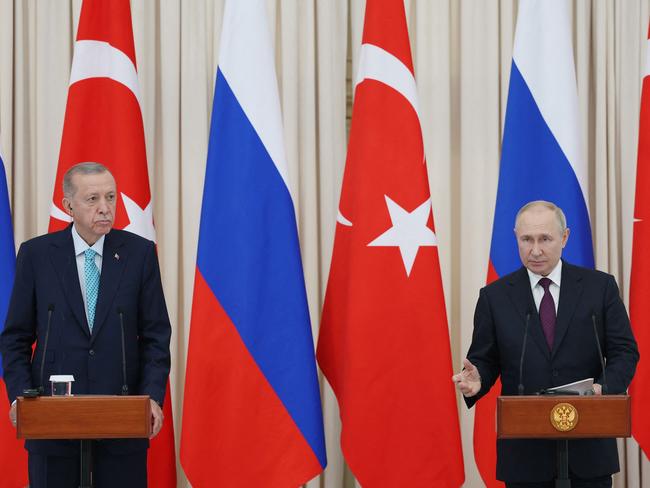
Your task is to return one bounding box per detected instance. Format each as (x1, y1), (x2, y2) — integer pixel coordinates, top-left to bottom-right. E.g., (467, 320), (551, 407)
(0, 162), (171, 488)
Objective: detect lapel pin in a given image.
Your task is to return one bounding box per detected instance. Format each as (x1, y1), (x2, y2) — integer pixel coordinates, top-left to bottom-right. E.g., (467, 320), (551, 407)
(114, 253), (120, 260)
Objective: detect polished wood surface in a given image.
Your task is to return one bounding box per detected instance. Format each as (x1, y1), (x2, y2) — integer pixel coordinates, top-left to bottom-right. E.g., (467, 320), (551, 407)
(16, 395), (151, 439)
(497, 395), (630, 439)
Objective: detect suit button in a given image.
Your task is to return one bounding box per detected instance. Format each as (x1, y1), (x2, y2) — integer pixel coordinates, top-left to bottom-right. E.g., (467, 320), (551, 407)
(552, 369), (559, 377)
(89, 349), (95, 356)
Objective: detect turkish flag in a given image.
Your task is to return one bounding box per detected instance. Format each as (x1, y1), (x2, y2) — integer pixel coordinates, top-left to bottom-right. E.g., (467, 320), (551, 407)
(629, 21), (650, 460)
(316, 1), (464, 486)
(48, 1), (176, 486)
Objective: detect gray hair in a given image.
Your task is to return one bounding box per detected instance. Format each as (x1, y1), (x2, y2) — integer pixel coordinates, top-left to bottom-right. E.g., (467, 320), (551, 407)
(515, 200), (567, 233)
(63, 162), (112, 198)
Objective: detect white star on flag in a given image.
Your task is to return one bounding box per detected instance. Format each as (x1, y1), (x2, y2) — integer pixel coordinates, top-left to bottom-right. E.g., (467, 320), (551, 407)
(367, 195), (437, 276)
(122, 192), (156, 243)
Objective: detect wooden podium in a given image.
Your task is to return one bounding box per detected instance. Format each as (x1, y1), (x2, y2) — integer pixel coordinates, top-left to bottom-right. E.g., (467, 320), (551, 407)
(497, 395), (631, 488)
(17, 395), (151, 487)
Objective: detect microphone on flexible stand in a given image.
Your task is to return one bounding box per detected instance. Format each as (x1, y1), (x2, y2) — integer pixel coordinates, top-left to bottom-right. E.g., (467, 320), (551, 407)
(518, 310), (532, 396)
(117, 307), (128, 395)
(36, 304), (56, 396)
(592, 313), (608, 395)
(24, 259), (74, 398)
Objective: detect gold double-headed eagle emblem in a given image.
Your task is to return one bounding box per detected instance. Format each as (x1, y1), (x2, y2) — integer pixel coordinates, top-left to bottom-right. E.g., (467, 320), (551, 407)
(550, 402), (579, 432)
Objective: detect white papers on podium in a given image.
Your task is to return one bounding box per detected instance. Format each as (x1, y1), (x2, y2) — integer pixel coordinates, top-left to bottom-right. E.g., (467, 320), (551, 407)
(546, 377), (594, 395)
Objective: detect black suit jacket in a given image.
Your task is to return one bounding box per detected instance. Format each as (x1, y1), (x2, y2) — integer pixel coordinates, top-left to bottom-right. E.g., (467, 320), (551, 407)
(0, 226), (171, 456)
(465, 261), (638, 482)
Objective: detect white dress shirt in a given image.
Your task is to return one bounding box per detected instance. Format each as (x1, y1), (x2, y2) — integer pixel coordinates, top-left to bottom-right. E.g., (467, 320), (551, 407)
(527, 259), (562, 314)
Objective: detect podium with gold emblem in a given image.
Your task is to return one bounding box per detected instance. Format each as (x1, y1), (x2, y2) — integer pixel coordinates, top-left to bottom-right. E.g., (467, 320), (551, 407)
(497, 395), (631, 488)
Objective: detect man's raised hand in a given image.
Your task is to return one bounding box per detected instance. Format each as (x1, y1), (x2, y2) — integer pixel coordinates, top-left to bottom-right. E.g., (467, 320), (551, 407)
(452, 358), (481, 397)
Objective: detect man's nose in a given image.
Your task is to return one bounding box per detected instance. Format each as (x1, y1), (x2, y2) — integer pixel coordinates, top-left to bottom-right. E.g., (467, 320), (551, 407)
(531, 241), (542, 255)
(97, 199), (110, 214)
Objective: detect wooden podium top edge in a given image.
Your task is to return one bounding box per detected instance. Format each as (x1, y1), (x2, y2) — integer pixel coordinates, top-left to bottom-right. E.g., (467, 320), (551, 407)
(17, 395), (150, 401)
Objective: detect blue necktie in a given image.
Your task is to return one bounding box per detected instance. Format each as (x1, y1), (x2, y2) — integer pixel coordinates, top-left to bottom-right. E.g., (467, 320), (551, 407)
(84, 248), (99, 332)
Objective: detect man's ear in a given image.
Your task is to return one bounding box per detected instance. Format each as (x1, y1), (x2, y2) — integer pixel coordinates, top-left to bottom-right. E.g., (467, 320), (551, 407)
(562, 227), (570, 247)
(62, 197), (73, 216)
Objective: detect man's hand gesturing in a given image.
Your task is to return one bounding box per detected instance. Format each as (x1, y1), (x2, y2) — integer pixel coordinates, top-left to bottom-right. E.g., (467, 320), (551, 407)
(451, 358), (482, 397)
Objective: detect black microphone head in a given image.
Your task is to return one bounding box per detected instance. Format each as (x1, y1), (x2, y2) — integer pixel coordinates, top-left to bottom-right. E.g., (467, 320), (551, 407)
(47, 303), (55, 312)
(116, 306), (123, 315)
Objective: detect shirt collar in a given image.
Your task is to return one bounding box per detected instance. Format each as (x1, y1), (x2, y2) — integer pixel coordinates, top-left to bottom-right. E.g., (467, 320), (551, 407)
(527, 259), (562, 289)
(71, 224), (105, 258)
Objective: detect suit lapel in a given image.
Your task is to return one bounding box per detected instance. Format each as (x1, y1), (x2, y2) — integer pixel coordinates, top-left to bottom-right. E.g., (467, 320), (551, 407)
(49, 226), (90, 337)
(552, 261), (583, 357)
(91, 231), (127, 342)
(507, 267), (551, 360)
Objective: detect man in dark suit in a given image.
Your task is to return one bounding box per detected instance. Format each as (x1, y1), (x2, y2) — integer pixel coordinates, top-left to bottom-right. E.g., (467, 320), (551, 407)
(0, 162), (171, 487)
(452, 200), (639, 488)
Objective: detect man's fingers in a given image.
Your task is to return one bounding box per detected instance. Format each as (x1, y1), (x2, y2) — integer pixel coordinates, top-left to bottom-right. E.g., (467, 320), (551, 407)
(462, 358), (476, 372)
(453, 360), (481, 398)
(453, 358), (476, 381)
(9, 404), (16, 428)
(150, 415), (162, 439)
(149, 400), (164, 439)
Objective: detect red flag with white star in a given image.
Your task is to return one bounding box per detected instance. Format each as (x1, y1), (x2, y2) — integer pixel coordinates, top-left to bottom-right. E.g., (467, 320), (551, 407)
(48, 1), (176, 485)
(629, 20), (650, 460)
(316, 1), (464, 486)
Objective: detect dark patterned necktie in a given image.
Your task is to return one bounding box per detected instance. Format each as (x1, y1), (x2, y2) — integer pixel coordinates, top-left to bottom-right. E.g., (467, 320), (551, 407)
(538, 277), (556, 348)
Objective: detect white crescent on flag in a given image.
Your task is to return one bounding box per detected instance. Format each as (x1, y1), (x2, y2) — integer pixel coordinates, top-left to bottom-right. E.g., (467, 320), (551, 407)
(70, 40), (142, 109)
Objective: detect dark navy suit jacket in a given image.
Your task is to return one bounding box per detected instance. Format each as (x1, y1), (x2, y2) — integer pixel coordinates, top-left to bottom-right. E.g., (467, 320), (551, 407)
(465, 261), (639, 482)
(0, 226), (171, 456)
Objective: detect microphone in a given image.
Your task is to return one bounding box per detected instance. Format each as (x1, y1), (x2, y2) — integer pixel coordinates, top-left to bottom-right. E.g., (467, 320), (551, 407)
(117, 307), (128, 395)
(38, 304), (56, 395)
(518, 310), (532, 396)
(591, 313), (608, 395)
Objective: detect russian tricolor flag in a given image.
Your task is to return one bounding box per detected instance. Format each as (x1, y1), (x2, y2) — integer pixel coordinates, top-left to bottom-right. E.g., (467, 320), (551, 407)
(490, 1), (593, 276)
(474, 1), (594, 486)
(0, 145), (27, 486)
(180, 1), (326, 486)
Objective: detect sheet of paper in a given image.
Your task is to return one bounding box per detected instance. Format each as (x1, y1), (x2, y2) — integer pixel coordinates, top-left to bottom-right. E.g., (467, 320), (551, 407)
(546, 377), (594, 395)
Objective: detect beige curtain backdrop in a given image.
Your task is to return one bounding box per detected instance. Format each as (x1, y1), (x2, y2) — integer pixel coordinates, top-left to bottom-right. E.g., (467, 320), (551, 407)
(0, 0), (648, 486)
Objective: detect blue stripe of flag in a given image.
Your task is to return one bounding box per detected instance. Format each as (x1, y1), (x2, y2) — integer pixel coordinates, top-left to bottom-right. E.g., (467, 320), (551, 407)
(490, 62), (594, 275)
(196, 69), (326, 468)
(0, 153), (16, 377)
